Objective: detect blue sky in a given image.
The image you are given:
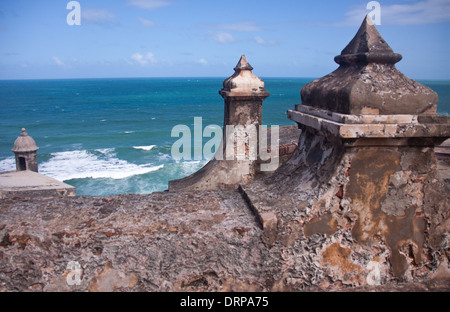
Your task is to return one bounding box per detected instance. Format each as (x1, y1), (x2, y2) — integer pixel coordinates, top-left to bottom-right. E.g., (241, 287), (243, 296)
(0, 0), (449, 80)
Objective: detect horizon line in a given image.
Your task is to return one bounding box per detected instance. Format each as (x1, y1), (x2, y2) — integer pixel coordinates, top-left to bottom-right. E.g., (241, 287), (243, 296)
(1, 76), (449, 82)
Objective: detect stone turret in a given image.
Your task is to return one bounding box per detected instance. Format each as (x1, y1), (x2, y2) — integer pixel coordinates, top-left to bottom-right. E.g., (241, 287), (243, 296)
(11, 128), (39, 172)
(219, 55), (270, 144)
(241, 16), (450, 285)
(290, 16), (448, 142)
(169, 55), (271, 191)
(220, 55), (269, 103)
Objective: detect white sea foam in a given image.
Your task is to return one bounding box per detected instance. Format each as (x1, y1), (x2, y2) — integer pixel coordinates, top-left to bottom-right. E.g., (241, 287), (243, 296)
(133, 145), (156, 151)
(178, 159), (209, 176)
(39, 149), (163, 181)
(157, 152), (172, 161)
(95, 148), (115, 154)
(0, 157), (16, 172)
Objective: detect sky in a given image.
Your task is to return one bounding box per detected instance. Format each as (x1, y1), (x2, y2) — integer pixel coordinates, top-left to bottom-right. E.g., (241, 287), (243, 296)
(0, 0), (449, 80)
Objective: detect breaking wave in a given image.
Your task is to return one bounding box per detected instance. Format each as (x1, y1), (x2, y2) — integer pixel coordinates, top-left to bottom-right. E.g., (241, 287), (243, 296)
(0, 157), (16, 172)
(133, 145), (156, 151)
(38, 148), (164, 181)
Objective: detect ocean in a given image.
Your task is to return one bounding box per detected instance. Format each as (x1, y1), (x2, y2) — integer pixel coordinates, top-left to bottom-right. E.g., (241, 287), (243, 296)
(1, 78), (449, 196)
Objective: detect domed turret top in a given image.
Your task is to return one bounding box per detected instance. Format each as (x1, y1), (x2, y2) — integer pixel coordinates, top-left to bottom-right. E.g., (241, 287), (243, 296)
(12, 128), (39, 153)
(220, 55), (269, 98)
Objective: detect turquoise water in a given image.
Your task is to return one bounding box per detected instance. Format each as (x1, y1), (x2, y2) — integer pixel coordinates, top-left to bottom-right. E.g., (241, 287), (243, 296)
(0, 78), (449, 196)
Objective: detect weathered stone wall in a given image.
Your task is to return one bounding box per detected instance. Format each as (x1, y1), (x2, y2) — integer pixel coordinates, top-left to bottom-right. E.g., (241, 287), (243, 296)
(0, 191), (270, 292)
(0, 129), (449, 291)
(1, 173), (447, 292)
(240, 128), (450, 288)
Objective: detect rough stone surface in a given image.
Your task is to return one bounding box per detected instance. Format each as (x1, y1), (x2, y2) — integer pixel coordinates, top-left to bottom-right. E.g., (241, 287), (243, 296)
(436, 139), (450, 188)
(240, 129), (450, 287)
(0, 191), (272, 292)
(1, 181), (448, 292)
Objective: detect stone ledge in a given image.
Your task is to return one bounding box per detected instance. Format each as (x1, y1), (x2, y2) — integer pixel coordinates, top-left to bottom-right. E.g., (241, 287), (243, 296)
(0, 170), (76, 199)
(288, 106), (450, 139)
(295, 104), (420, 124)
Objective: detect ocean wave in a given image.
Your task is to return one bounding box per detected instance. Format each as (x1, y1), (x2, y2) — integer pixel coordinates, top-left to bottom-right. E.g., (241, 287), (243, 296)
(0, 157), (16, 172)
(157, 152), (172, 161)
(133, 145), (156, 151)
(38, 149), (164, 181)
(172, 159), (209, 177)
(95, 148), (115, 154)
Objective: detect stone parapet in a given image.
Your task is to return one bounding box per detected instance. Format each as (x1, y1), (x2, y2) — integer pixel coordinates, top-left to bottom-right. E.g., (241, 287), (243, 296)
(288, 105), (450, 140)
(0, 170), (76, 199)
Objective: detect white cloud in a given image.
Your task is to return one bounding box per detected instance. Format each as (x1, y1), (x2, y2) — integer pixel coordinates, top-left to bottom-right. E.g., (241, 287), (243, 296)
(128, 0), (172, 10)
(340, 0), (450, 26)
(253, 36), (278, 46)
(217, 21), (261, 32)
(52, 57), (65, 67)
(138, 17), (155, 27)
(82, 8), (116, 25)
(211, 32), (236, 44)
(196, 58), (208, 65)
(130, 52), (157, 65)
